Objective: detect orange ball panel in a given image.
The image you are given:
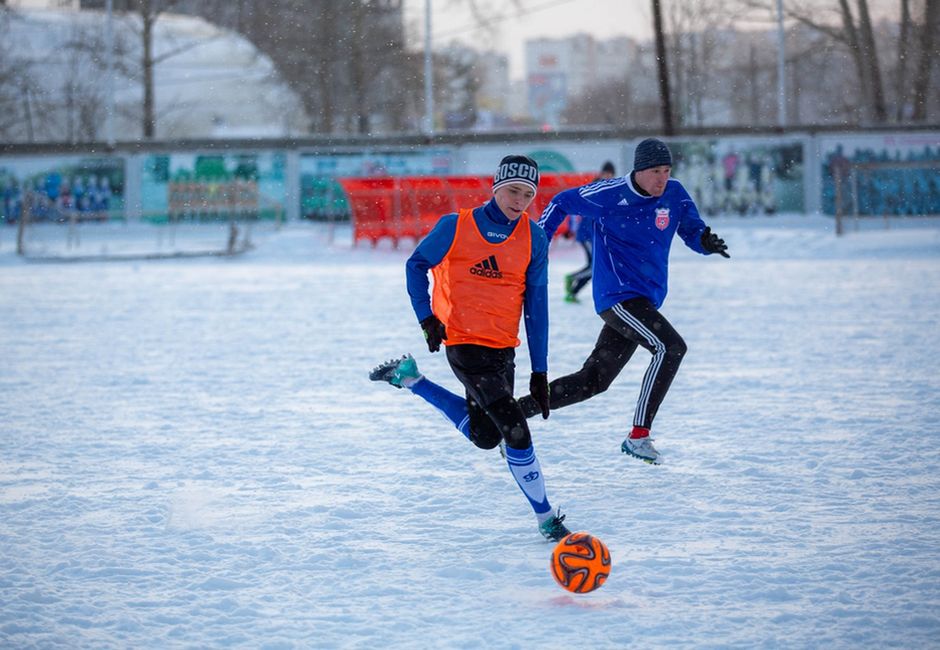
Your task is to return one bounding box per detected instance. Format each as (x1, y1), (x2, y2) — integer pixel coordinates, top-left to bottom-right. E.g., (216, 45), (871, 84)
(550, 532), (611, 594)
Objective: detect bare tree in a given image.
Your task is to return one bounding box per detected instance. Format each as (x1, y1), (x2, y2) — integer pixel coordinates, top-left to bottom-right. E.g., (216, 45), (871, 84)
(437, 46), (482, 129)
(853, 0), (887, 121)
(138, 0), (159, 137)
(0, 8), (25, 141)
(895, 0), (912, 121)
(0, 8), (120, 143)
(186, 0), (413, 135)
(123, 0), (212, 138)
(911, 0), (939, 121)
(343, 1), (411, 134)
(107, 0), (236, 138)
(652, 0), (674, 134)
(563, 74), (662, 129)
(663, 0), (736, 128)
(738, 0), (895, 123)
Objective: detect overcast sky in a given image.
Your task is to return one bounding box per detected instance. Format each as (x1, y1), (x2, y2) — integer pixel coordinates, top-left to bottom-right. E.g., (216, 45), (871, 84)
(403, 0), (655, 80)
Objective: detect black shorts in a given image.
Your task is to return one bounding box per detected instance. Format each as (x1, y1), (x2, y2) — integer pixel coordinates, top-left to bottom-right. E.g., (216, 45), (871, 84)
(445, 344), (516, 408)
(447, 343), (531, 450)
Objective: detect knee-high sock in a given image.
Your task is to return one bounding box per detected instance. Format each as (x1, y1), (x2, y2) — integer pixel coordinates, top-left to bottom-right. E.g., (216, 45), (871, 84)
(504, 444), (552, 517)
(410, 377), (471, 439)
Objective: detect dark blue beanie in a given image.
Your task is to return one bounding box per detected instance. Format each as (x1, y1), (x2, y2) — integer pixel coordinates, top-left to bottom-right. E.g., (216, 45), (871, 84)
(633, 138), (672, 171)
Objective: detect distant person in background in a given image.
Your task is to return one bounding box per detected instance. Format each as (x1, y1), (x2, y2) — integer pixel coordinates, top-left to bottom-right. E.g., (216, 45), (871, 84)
(369, 154), (572, 542)
(519, 139), (729, 465)
(563, 160), (616, 303)
(72, 176), (86, 214)
(2, 178), (23, 223)
(57, 179), (73, 214)
(99, 176), (113, 216)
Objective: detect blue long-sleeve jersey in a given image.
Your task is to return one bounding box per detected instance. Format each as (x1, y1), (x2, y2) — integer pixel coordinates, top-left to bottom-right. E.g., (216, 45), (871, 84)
(406, 198), (550, 373)
(539, 174), (710, 312)
(574, 213), (594, 243)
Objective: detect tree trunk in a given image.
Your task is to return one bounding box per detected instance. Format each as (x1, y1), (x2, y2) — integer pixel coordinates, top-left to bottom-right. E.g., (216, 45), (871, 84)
(651, 0), (674, 135)
(350, 2), (369, 135)
(65, 78), (75, 143)
(912, 0), (939, 121)
(896, 0), (911, 121)
(856, 0), (887, 122)
(315, 0), (336, 133)
(838, 0), (870, 122)
(748, 42), (760, 124)
(21, 84), (34, 141)
(669, 30), (683, 127)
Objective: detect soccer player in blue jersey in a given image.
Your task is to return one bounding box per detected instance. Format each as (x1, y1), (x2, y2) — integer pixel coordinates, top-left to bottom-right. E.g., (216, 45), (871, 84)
(518, 138), (729, 465)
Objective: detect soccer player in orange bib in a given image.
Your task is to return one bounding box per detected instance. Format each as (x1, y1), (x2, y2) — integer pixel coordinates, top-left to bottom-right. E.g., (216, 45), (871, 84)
(370, 155), (571, 542)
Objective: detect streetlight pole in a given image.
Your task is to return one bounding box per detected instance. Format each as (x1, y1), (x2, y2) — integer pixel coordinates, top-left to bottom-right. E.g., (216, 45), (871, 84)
(776, 0), (787, 127)
(423, 0), (434, 136)
(105, 0), (115, 147)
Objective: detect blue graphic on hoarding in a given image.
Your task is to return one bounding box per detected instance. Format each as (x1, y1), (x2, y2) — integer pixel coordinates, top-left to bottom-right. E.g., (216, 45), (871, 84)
(2, 157), (125, 224)
(821, 141), (940, 216)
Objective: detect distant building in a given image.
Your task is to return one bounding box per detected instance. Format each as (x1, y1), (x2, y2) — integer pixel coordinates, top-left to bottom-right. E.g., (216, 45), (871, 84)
(525, 34), (635, 126)
(474, 50), (511, 127)
(506, 80), (530, 123)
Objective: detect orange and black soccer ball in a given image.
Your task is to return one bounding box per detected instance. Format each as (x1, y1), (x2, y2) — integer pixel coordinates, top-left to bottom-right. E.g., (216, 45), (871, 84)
(550, 532), (611, 593)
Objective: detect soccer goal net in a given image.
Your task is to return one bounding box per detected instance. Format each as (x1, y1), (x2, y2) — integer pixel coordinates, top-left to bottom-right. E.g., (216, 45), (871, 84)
(12, 180), (284, 262)
(832, 158), (940, 235)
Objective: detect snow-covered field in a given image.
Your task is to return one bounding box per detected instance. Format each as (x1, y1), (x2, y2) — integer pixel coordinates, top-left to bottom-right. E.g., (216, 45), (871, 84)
(1, 216), (939, 649)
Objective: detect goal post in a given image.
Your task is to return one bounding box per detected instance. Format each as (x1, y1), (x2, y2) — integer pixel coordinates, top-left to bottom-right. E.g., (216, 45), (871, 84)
(13, 184), (284, 262)
(833, 158), (940, 236)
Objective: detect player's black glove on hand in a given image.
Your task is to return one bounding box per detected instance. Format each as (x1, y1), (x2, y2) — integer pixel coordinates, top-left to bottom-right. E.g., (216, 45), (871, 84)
(530, 371), (550, 420)
(420, 315), (447, 353)
(701, 226), (730, 258)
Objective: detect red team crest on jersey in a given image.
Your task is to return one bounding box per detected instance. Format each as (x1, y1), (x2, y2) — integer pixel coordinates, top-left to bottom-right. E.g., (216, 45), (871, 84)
(655, 208), (670, 230)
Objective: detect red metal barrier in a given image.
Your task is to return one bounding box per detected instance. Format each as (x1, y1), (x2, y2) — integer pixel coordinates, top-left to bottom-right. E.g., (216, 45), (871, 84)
(339, 173), (594, 247)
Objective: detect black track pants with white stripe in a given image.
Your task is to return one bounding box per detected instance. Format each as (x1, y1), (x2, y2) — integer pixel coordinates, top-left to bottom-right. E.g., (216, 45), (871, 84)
(519, 296), (687, 429)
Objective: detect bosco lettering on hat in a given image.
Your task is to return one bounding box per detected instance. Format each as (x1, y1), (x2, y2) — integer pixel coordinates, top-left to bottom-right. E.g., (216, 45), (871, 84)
(493, 155), (540, 193)
(633, 138), (673, 172)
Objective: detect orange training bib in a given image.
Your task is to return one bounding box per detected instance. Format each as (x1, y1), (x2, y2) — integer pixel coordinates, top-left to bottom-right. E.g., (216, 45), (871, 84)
(431, 208), (532, 348)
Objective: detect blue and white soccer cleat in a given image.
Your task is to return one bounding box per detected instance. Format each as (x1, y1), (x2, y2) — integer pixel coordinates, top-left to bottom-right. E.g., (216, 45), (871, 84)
(369, 354), (422, 389)
(621, 436), (662, 465)
(539, 509), (572, 542)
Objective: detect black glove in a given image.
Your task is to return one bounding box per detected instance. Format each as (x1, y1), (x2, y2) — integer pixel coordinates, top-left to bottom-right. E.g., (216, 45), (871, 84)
(529, 371), (550, 420)
(420, 315), (447, 353)
(701, 226), (730, 258)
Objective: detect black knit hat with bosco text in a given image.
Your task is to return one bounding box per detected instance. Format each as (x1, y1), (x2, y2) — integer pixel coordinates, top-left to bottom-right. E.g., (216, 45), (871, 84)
(493, 155), (539, 193)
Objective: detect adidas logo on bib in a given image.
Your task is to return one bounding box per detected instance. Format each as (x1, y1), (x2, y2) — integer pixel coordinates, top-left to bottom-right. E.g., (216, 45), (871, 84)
(470, 255), (503, 279)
